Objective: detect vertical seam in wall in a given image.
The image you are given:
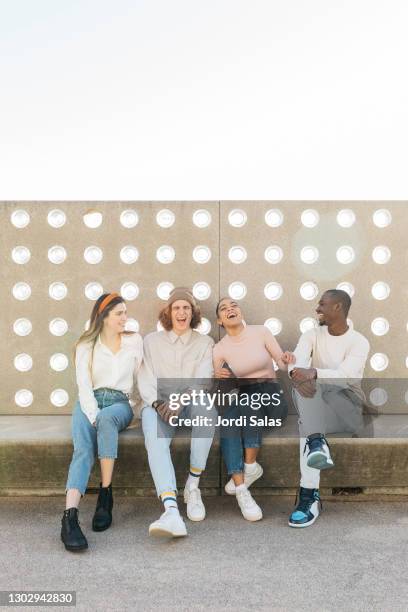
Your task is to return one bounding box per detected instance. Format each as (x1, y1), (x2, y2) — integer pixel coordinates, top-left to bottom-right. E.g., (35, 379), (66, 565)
(218, 200), (221, 343)
(218, 199), (222, 494)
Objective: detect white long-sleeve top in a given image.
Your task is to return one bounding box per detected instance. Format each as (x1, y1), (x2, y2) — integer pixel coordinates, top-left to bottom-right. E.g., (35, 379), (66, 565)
(137, 329), (214, 407)
(75, 332), (144, 423)
(289, 325), (370, 396)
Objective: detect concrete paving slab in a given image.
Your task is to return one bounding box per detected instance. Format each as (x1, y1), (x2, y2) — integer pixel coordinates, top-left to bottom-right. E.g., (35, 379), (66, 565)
(1, 496), (408, 611)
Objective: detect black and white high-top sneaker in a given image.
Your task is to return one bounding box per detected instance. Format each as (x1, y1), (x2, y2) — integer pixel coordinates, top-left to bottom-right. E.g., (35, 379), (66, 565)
(288, 487), (322, 528)
(306, 433), (334, 470)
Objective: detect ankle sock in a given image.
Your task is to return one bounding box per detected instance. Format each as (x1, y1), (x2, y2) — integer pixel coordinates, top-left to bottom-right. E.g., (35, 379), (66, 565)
(160, 491), (178, 511)
(186, 467), (202, 490)
(244, 462), (258, 474)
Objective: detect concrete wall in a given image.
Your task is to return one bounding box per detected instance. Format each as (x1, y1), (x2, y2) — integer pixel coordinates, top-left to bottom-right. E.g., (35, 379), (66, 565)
(1, 201), (406, 416)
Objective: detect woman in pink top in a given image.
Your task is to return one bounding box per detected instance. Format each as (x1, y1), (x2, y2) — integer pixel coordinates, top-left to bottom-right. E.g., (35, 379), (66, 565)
(213, 297), (295, 522)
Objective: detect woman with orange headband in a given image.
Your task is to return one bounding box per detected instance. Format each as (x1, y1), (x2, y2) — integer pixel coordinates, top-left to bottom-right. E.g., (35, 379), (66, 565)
(61, 292), (143, 552)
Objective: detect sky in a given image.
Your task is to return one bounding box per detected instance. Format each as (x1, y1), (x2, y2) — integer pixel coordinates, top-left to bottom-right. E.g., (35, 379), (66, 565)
(0, 0), (407, 200)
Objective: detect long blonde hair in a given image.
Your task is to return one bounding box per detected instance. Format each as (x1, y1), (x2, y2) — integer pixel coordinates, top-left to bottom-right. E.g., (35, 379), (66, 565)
(74, 293), (134, 378)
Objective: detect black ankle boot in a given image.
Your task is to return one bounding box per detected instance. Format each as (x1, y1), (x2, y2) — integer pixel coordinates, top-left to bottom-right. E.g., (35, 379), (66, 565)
(92, 483), (113, 532)
(61, 508), (88, 552)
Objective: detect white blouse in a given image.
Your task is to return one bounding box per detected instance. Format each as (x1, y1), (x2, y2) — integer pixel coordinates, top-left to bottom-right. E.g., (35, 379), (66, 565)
(75, 332), (144, 423)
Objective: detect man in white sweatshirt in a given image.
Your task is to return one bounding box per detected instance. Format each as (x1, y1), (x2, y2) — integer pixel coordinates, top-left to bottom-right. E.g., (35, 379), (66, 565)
(288, 289), (370, 528)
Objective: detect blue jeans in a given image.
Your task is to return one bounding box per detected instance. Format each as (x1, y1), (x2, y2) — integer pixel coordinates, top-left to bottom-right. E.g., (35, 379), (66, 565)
(66, 389), (133, 495)
(142, 403), (215, 497)
(221, 381), (288, 475)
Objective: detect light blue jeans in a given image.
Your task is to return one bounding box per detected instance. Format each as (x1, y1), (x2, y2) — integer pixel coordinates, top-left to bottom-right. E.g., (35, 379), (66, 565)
(66, 389), (133, 495)
(142, 404), (215, 497)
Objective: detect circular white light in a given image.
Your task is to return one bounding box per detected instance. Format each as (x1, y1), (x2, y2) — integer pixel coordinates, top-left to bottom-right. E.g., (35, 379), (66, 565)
(372, 246), (391, 264)
(120, 209), (139, 228)
(373, 209), (392, 228)
(264, 282), (283, 301)
(193, 245), (211, 264)
(300, 246), (319, 264)
(265, 209), (283, 228)
(371, 282), (390, 300)
(14, 353), (33, 372)
(369, 388), (388, 407)
(125, 318), (140, 332)
(193, 282), (211, 301)
(49, 282), (68, 301)
(50, 389), (69, 407)
(228, 246), (247, 264)
(48, 245), (67, 265)
(50, 353), (69, 372)
(157, 321), (164, 332)
(15, 389), (33, 408)
(11, 209), (30, 228)
(120, 282), (139, 301)
(264, 246), (283, 264)
(12, 282), (31, 301)
(84, 246), (103, 265)
(264, 318), (282, 335)
(193, 209), (212, 228)
(49, 318), (68, 336)
(228, 282), (247, 300)
(13, 318), (32, 336)
(228, 209), (247, 228)
(336, 282), (355, 297)
(371, 317), (389, 336)
(156, 209), (175, 228)
(12, 246), (31, 264)
(301, 209), (319, 228)
(336, 245), (355, 264)
(299, 317), (317, 333)
(336, 209), (356, 228)
(370, 353), (389, 372)
(47, 209), (66, 228)
(300, 282), (319, 301)
(156, 282), (174, 301)
(120, 246), (139, 264)
(156, 245), (175, 264)
(197, 318), (211, 335)
(84, 282), (103, 301)
(83, 211), (103, 228)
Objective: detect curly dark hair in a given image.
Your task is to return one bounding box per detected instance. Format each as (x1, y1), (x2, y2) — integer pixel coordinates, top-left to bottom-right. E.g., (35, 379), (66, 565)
(158, 302), (202, 331)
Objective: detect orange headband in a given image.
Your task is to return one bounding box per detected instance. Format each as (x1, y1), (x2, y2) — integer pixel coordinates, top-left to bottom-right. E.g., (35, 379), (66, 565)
(98, 292), (121, 314)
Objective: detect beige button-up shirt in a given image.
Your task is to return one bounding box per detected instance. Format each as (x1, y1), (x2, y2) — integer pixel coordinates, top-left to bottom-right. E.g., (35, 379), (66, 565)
(137, 328), (214, 407)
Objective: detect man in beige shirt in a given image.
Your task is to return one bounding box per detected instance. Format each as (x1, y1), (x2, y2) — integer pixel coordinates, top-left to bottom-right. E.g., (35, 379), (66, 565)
(138, 287), (215, 538)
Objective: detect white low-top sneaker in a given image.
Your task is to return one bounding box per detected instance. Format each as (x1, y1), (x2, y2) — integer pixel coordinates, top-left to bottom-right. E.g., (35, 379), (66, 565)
(235, 487), (263, 522)
(225, 463), (264, 495)
(148, 509), (187, 538)
(184, 486), (206, 522)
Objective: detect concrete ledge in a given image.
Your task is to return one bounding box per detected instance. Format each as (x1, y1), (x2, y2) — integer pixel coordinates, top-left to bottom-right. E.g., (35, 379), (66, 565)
(1, 415), (408, 495)
(0, 416), (220, 493)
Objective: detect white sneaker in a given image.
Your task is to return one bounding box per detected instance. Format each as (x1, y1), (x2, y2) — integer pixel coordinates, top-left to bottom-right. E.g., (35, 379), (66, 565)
(148, 509), (187, 538)
(184, 486), (206, 522)
(306, 435), (334, 470)
(235, 487), (263, 522)
(225, 463), (264, 495)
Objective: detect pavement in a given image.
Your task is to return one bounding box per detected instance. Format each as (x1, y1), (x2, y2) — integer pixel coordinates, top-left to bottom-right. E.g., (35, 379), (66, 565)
(1, 496), (408, 612)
